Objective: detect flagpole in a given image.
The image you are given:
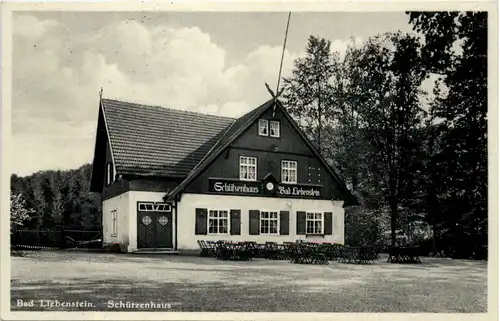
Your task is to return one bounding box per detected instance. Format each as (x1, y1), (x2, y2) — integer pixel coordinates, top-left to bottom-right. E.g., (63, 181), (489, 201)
(276, 11), (291, 97)
(272, 11), (292, 117)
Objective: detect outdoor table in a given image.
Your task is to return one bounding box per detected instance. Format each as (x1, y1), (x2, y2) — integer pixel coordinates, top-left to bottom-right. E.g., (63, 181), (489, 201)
(215, 242), (251, 261)
(387, 246), (421, 264)
(318, 243), (342, 260)
(264, 243), (288, 260)
(339, 246), (376, 264)
(249, 243), (267, 258)
(289, 243), (328, 265)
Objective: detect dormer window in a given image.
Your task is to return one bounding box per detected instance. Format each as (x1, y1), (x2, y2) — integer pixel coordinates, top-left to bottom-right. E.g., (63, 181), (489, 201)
(258, 119), (269, 136)
(270, 120), (280, 138)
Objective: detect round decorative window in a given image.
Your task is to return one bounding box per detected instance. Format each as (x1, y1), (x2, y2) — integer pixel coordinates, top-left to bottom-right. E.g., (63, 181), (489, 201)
(158, 216), (169, 226)
(142, 215), (152, 226)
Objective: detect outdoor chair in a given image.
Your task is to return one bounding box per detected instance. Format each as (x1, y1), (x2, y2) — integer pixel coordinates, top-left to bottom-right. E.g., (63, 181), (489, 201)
(288, 243), (327, 265)
(197, 240), (208, 257)
(356, 246), (376, 264)
(338, 246), (356, 263)
(214, 242), (252, 261)
(310, 245), (329, 265)
(205, 241), (217, 257)
(265, 242), (279, 260)
(289, 244), (311, 264)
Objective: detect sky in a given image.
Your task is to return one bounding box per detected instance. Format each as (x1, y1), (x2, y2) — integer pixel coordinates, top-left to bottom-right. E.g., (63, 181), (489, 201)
(11, 11), (416, 176)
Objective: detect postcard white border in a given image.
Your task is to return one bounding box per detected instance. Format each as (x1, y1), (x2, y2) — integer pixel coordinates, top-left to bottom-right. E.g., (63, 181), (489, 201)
(0, 1), (498, 320)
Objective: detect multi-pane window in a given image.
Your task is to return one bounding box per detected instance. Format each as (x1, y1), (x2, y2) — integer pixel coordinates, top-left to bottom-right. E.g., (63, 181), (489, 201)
(208, 210), (229, 234)
(260, 211), (279, 235)
(258, 119), (269, 136)
(281, 160), (297, 184)
(138, 202), (171, 212)
(306, 212), (323, 234)
(270, 121), (280, 138)
(240, 156), (257, 181)
(111, 210), (118, 236)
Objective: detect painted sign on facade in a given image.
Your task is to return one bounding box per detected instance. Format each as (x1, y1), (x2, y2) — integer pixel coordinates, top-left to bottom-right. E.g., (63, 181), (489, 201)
(210, 180), (261, 194)
(208, 178), (322, 198)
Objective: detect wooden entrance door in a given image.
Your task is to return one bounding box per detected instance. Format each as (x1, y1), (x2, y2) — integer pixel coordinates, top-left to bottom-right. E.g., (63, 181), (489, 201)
(137, 211), (173, 249)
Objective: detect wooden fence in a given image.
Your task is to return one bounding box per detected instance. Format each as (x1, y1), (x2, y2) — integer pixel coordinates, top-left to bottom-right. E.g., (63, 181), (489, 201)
(11, 229), (102, 250)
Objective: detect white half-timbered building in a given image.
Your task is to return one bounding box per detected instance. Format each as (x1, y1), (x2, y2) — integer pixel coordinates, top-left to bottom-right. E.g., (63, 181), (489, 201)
(90, 97), (357, 252)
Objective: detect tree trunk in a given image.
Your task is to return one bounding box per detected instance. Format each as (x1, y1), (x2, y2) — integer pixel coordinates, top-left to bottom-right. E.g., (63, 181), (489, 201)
(432, 223), (437, 254)
(471, 216), (477, 260)
(351, 174), (358, 193)
(390, 199), (398, 248)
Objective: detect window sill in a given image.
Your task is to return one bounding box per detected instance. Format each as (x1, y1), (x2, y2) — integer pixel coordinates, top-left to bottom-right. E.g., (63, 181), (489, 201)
(281, 181), (297, 185)
(239, 178), (257, 182)
(260, 233), (280, 236)
(207, 233), (230, 236)
(306, 234), (325, 237)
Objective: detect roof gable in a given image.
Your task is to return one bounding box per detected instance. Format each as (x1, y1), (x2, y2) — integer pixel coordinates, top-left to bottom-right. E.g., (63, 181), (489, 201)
(98, 99), (235, 178)
(164, 99), (273, 198)
(166, 99), (357, 205)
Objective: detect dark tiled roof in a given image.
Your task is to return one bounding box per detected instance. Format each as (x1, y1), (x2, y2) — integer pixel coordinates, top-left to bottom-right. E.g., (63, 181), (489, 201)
(184, 99), (274, 175)
(101, 99), (235, 177)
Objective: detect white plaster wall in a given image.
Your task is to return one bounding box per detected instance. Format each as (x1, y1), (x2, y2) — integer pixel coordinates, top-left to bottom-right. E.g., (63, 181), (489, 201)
(127, 191), (176, 252)
(102, 192), (130, 247)
(177, 194), (344, 250)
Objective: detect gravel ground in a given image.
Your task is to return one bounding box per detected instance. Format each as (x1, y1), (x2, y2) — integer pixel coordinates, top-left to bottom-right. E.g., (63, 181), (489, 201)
(10, 251), (487, 312)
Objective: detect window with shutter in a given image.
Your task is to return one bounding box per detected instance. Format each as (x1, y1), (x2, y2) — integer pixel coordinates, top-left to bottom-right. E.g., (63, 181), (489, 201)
(260, 211), (279, 235)
(249, 210), (260, 235)
(324, 212), (333, 235)
(195, 208), (208, 235)
(230, 210), (241, 235)
(306, 212), (323, 234)
(296, 211), (306, 235)
(207, 210), (229, 234)
(279, 211), (289, 235)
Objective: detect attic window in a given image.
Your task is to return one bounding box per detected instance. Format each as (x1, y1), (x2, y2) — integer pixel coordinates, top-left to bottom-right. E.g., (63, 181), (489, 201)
(258, 119), (269, 136)
(270, 121), (280, 138)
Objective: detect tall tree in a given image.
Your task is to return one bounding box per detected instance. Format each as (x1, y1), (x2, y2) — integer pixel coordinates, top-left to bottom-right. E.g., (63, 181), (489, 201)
(408, 12), (488, 257)
(282, 35), (335, 154)
(354, 32), (428, 247)
(283, 32), (428, 248)
(326, 43), (372, 193)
